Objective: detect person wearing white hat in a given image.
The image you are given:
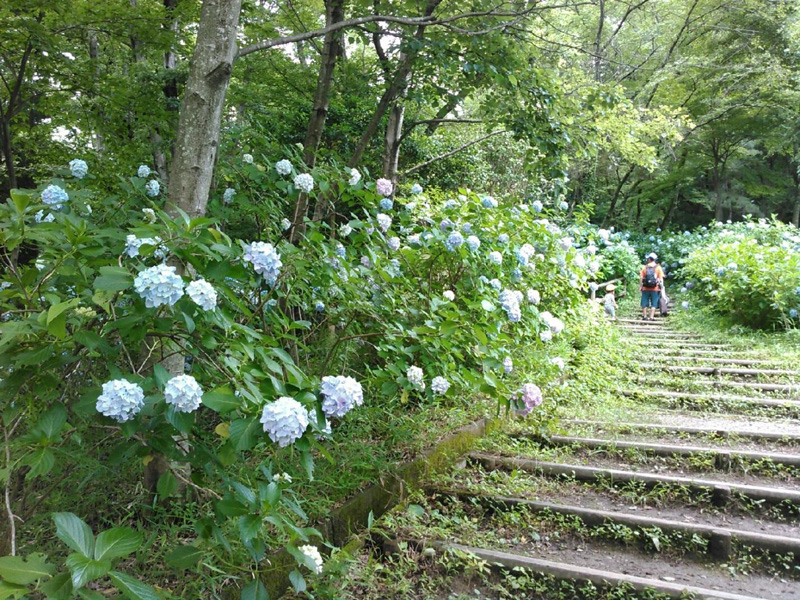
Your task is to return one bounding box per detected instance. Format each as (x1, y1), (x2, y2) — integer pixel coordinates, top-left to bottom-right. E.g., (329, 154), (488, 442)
(640, 253), (664, 321)
(603, 284), (618, 320)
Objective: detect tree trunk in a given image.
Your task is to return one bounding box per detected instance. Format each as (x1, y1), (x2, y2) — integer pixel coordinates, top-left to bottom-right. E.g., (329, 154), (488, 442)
(291, 0), (345, 240)
(0, 119), (17, 192)
(602, 164), (634, 227)
(793, 197), (800, 228)
(713, 165), (724, 222)
(382, 102), (405, 185)
(166, 0), (242, 219)
(88, 30), (106, 154)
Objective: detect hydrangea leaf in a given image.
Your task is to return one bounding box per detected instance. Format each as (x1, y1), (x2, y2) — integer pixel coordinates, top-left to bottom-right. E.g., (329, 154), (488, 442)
(201, 387), (239, 414)
(240, 579), (269, 600)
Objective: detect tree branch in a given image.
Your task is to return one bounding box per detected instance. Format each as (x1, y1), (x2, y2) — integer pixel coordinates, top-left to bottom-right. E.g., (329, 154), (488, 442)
(402, 130), (508, 176)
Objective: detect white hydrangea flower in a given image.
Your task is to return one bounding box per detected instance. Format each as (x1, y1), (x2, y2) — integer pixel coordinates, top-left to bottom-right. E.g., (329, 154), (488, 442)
(137, 165), (152, 178)
(281, 218), (292, 231)
(376, 213), (392, 233)
(96, 379), (145, 423)
(410, 183), (423, 195)
(142, 208), (156, 223)
(376, 178), (393, 197)
(682, 301), (689, 309)
(540, 329), (553, 342)
(41, 184), (68, 208)
(145, 180), (160, 197)
(35, 210), (54, 223)
(243, 153), (254, 164)
(187, 279), (217, 311)
(443, 290), (455, 301)
(551, 357), (565, 370)
(223, 187), (236, 204)
(260, 397), (309, 447)
(294, 173), (314, 193)
(407, 366), (425, 391)
(348, 168), (361, 186)
(527, 289), (540, 305)
(340, 224), (353, 236)
(499, 289), (521, 322)
(124, 235), (161, 258)
(481, 300), (495, 311)
(299, 545), (323, 574)
(488, 251), (503, 265)
(35, 259), (46, 271)
(431, 376), (450, 395)
(164, 374), (203, 413)
(69, 158), (88, 179)
(276, 159), (293, 175)
(133, 264), (184, 308)
(466, 235), (481, 252)
(243, 241), (282, 286)
(387, 237), (401, 251)
(320, 375), (364, 418)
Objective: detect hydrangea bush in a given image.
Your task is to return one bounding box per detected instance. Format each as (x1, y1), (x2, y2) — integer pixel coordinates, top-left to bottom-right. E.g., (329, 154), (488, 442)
(0, 158), (588, 595)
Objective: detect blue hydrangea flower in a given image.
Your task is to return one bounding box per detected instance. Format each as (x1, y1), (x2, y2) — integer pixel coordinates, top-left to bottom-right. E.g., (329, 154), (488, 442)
(164, 374), (203, 413)
(294, 173), (314, 193)
(407, 366), (425, 391)
(96, 379), (145, 423)
(499, 289), (521, 322)
(223, 187), (235, 204)
(35, 210), (54, 223)
(431, 376), (450, 395)
(445, 231), (464, 252)
(715, 266), (726, 276)
(443, 199), (458, 210)
(498, 233), (510, 245)
(440, 218), (455, 230)
(503, 356), (513, 374)
(145, 180), (160, 197)
(532, 200), (543, 213)
(380, 198), (394, 211)
(466, 235), (481, 252)
(335, 244), (346, 258)
(516, 244), (535, 266)
(559, 201), (569, 210)
(41, 184), (68, 208)
(512, 268), (522, 281)
(489, 251), (503, 265)
(137, 165), (151, 178)
(69, 159), (88, 179)
(133, 264), (184, 308)
(186, 279), (217, 311)
(790, 308), (798, 319)
(315, 301), (325, 312)
(410, 183), (423, 195)
(276, 159), (292, 175)
(320, 375), (364, 418)
(489, 278), (502, 290)
(481, 196), (498, 208)
(260, 397), (309, 447)
(243, 241), (282, 285)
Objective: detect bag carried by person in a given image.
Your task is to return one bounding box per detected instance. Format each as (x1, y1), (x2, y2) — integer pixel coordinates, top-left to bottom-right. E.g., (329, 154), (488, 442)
(643, 265), (658, 288)
(659, 290), (670, 316)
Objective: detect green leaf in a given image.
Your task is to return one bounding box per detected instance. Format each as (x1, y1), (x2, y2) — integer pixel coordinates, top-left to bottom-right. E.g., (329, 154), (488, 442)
(165, 406), (194, 434)
(0, 554), (55, 585)
(53, 513), (95, 557)
(40, 572), (73, 599)
(407, 504), (425, 519)
(201, 387), (239, 414)
(32, 403), (67, 441)
(9, 189), (34, 213)
(165, 545), (204, 570)
(25, 448), (55, 479)
(108, 570), (164, 600)
(47, 298), (80, 327)
(94, 527), (142, 561)
(64, 554), (110, 589)
(230, 418), (260, 452)
(289, 570), (306, 594)
(300, 450), (314, 481)
(93, 267), (133, 292)
(238, 514), (261, 542)
(0, 580), (27, 600)
(240, 579), (269, 600)
(156, 472), (178, 498)
(215, 497), (248, 518)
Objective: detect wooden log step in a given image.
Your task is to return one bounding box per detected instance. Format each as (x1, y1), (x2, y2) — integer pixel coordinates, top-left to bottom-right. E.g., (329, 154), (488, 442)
(661, 365), (800, 377)
(648, 356), (781, 367)
(678, 379), (800, 393)
(426, 490), (800, 559)
(536, 434), (800, 467)
(423, 542), (765, 600)
(622, 389), (800, 409)
(617, 318), (666, 326)
(563, 419), (800, 444)
(647, 342), (729, 349)
(470, 453), (800, 505)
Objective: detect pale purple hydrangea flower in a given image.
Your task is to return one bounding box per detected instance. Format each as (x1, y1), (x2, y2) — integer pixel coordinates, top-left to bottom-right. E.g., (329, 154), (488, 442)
(376, 178), (393, 197)
(320, 375), (364, 418)
(96, 379), (145, 423)
(551, 357), (565, 370)
(243, 241), (282, 285)
(186, 279), (217, 311)
(540, 330), (553, 343)
(164, 374), (203, 413)
(431, 376), (450, 395)
(503, 356), (513, 374)
(260, 397), (309, 447)
(408, 233), (421, 246)
(133, 264), (184, 308)
(515, 383), (543, 416)
(388, 237), (401, 251)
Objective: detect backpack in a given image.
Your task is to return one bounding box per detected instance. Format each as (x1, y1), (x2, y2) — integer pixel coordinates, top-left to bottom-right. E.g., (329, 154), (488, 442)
(643, 265), (658, 288)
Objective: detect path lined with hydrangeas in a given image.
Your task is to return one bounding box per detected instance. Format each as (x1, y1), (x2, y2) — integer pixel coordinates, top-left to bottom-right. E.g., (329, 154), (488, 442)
(354, 317), (800, 599)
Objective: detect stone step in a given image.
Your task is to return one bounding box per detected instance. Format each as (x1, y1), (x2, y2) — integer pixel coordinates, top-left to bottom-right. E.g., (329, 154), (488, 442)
(622, 389), (800, 411)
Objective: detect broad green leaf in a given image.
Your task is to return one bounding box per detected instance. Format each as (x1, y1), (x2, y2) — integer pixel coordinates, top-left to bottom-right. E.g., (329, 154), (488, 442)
(289, 570), (306, 594)
(108, 571), (163, 600)
(164, 546), (204, 570)
(40, 572), (73, 599)
(238, 514), (261, 542)
(32, 403), (67, 441)
(201, 387), (239, 414)
(64, 554), (110, 589)
(0, 580), (27, 599)
(25, 448), (55, 479)
(93, 267), (133, 292)
(47, 298), (80, 326)
(240, 579), (269, 600)
(156, 472), (178, 498)
(0, 554), (55, 585)
(94, 527), (142, 561)
(53, 513), (94, 557)
(230, 418), (260, 452)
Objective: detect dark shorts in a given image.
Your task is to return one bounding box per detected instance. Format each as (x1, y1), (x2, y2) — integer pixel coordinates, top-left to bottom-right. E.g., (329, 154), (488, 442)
(641, 289), (660, 308)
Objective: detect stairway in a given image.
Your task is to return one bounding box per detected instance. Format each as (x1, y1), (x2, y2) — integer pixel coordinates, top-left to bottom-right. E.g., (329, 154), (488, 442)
(355, 318), (800, 599)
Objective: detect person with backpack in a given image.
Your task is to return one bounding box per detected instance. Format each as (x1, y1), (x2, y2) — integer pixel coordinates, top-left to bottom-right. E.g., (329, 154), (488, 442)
(640, 253), (664, 321)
